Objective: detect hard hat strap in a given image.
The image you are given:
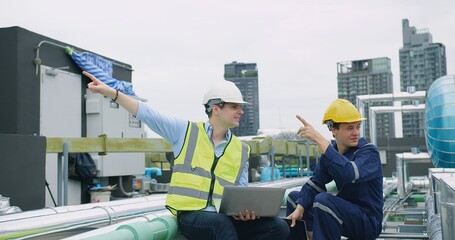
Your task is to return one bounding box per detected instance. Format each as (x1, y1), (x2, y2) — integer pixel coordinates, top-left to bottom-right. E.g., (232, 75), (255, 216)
(325, 120), (334, 131)
(204, 99), (225, 114)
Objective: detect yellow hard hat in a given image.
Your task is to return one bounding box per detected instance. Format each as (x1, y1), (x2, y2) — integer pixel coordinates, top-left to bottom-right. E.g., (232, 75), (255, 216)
(322, 99), (366, 124)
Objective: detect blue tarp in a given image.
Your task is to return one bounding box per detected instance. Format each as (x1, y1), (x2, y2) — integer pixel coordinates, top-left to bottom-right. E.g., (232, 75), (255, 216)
(66, 47), (137, 96)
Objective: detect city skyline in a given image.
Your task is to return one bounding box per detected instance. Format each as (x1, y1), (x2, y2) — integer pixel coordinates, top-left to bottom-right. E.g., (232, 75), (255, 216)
(2, 1), (454, 139)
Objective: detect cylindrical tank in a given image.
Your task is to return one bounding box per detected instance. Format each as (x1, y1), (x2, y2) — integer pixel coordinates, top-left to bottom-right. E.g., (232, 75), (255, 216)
(425, 75), (455, 168)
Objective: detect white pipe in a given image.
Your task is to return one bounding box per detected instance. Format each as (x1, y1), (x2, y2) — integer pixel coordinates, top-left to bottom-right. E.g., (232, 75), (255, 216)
(0, 178), (306, 239)
(369, 104), (425, 145)
(395, 152), (431, 199)
(357, 91), (426, 139)
(65, 180), (308, 240)
(0, 195), (165, 223)
(0, 200), (167, 239)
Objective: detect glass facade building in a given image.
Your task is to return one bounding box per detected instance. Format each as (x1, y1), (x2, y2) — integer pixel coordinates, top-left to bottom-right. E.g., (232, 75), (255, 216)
(224, 61), (260, 136)
(337, 57), (394, 140)
(399, 19), (447, 137)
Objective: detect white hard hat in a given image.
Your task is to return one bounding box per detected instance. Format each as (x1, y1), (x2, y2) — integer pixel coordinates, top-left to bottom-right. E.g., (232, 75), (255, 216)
(202, 81), (248, 105)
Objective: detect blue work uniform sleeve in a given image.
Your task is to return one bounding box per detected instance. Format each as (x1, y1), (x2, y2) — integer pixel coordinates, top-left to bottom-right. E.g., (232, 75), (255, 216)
(323, 144), (380, 184)
(296, 153), (333, 209)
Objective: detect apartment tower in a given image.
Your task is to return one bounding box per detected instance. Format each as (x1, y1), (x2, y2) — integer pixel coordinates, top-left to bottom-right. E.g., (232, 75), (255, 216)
(224, 61), (259, 136)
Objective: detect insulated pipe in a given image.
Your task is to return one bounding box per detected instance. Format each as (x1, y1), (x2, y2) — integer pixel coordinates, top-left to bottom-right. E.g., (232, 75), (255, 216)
(378, 233), (429, 239)
(0, 195), (165, 223)
(253, 177), (308, 188)
(63, 211), (171, 240)
(1, 178), (304, 239)
(383, 182), (398, 198)
(72, 181), (306, 240)
(410, 177), (430, 189)
(395, 152), (431, 199)
(356, 91), (426, 140)
(80, 216), (177, 240)
(0, 199), (167, 239)
(425, 193), (442, 240)
(369, 104), (425, 146)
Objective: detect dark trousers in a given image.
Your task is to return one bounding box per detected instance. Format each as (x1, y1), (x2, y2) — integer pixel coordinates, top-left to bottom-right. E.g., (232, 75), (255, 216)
(178, 211), (290, 240)
(286, 191), (380, 240)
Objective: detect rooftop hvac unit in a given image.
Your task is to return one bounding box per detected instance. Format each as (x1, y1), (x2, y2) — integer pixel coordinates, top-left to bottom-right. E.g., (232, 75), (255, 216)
(85, 90), (146, 176)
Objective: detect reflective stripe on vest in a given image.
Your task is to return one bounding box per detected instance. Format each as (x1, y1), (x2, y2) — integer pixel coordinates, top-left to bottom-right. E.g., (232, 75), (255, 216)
(166, 122), (249, 215)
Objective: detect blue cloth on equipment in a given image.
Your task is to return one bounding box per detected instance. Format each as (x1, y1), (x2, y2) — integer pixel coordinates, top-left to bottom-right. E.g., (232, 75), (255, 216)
(67, 48), (137, 96)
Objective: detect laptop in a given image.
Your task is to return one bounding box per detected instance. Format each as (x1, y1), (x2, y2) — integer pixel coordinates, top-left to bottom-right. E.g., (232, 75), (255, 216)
(218, 186), (286, 217)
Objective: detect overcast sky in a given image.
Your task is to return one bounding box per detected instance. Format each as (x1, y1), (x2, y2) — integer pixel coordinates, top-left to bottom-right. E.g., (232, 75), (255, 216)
(2, 0), (454, 139)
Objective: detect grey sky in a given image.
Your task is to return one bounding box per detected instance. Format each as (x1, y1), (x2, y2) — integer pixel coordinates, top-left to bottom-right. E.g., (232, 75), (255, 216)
(2, 0), (454, 139)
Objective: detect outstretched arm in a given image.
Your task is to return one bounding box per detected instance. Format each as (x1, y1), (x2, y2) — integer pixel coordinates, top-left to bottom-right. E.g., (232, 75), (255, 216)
(84, 71), (139, 116)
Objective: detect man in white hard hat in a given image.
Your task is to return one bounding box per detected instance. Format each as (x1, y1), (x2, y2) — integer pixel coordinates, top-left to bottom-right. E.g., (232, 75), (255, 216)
(286, 99), (383, 240)
(84, 71), (289, 240)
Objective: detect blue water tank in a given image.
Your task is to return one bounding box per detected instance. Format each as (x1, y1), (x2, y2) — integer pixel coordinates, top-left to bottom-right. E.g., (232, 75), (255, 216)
(425, 75), (455, 168)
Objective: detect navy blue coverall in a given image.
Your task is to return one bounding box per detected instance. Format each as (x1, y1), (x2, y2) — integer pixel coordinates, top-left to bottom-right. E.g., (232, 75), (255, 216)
(287, 138), (383, 240)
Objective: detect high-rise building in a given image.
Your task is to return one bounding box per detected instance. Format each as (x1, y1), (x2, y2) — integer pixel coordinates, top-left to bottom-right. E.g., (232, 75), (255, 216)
(399, 19), (447, 137)
(224, 61), (259, 136)
(337, 57), (394, 140)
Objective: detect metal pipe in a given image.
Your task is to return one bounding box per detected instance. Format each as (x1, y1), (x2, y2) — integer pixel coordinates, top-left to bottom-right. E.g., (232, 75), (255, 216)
(118, 176), (134, 197)
(2, 178), (302, 224)
(0, 179), (303, 239)
(68, 180), (308, 240)
(426, 193), (442, 240)
(383, 181), (398, 198)
(411, 177), (430, 189)
(0, 195), (165, 223)
(378, 233), (428, 239)
(383, 210), (426, 215)
(396, 154), (405, 199)
(395, 152), (431, 199)
(57, 153), (63, 206)
(34, 40), (134, 76)
(63, 141), (69, 205)
(356, 91), (426, 139)
(382, 192), (414, 231)
(0, 200), (167, 239)
(369, 104), (425, 145)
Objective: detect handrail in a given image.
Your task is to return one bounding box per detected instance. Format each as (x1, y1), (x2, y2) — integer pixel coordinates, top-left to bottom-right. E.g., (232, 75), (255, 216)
(46, 136), (319, 206)
(46, 136), (320, 157)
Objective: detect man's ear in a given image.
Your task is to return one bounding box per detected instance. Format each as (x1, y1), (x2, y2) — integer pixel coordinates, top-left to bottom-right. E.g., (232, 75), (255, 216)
(211, 104), (220, 115)
(331, 128), (337, 138)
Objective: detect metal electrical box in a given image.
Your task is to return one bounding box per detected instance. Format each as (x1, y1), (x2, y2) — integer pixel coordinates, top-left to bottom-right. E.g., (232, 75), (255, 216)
(85, 90), (146, 176)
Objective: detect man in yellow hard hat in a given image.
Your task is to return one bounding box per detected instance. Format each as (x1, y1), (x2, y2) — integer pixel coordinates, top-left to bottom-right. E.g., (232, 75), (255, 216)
(83, 71), (289, 240)
(286, 99), (383, 240)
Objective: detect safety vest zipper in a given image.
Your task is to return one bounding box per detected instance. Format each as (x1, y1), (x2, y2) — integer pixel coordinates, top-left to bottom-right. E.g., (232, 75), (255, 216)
(207, 155), (220, 206)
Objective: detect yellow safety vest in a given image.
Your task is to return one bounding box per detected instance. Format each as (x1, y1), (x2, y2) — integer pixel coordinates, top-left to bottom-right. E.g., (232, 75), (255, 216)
(165, 122), (250, 215)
